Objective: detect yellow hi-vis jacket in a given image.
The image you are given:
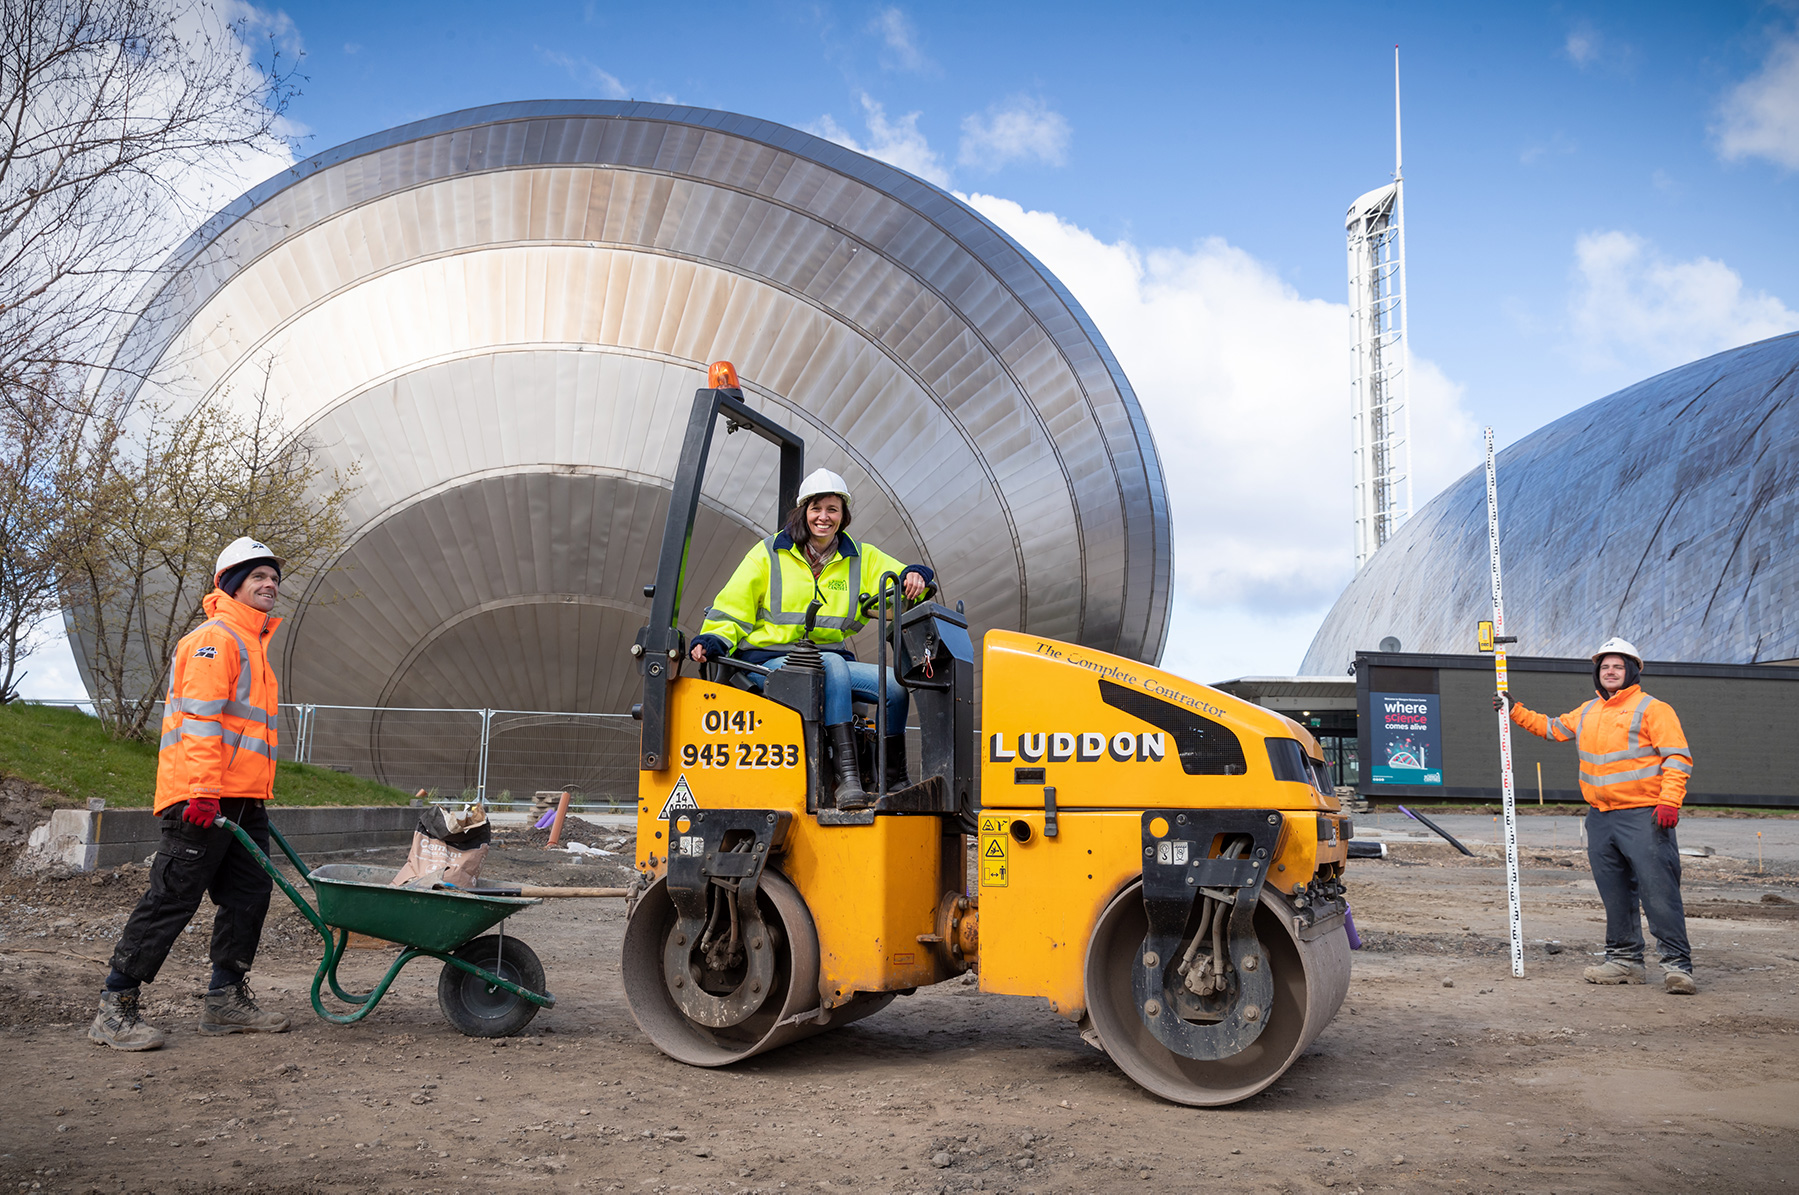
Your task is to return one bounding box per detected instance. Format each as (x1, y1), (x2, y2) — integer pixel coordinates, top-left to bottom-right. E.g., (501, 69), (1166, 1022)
(695, 532), (929, 659)
(1511, 684), (1692, 811)
(153, 589), (281, 814)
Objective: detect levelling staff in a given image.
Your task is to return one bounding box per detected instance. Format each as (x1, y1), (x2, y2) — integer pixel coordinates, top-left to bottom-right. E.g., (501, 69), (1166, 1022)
(90, 537), (293, 1049)
(689, 468), (932, 810)
(1497, 637), (1696, 995)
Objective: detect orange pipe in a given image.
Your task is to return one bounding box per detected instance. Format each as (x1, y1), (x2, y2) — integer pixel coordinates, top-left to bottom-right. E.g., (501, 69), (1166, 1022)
(546, 790), (573, 847)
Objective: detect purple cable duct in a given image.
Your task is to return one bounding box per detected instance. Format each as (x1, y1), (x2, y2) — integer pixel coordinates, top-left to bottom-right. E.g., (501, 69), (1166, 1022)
(534, 808), (558, 830)
(1344, 904), (1363, 950)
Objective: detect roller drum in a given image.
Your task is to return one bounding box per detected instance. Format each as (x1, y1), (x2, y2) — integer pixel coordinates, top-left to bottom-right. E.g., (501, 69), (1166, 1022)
(622, 870), (893, 1066)
(1083, 882), (1351, 1106)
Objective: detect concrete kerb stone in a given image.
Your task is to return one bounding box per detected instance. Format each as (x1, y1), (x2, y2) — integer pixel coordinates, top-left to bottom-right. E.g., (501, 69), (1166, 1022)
(18, 803), (424, 873)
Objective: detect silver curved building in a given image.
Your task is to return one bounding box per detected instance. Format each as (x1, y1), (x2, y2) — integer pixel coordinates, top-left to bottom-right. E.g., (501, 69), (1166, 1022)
(1302, 332), (1799, 674)
(84, 102), (1171, 788)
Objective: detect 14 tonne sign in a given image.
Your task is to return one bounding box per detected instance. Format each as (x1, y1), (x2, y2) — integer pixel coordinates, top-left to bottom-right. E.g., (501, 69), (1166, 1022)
(1371, 692), (1443, 786)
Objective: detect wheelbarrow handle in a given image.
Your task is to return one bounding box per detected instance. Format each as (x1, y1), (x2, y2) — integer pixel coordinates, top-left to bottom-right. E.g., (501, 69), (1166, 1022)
(214, 816), (334, 941)
(462, 886), (629, 898)
(213, 815), (313, 878)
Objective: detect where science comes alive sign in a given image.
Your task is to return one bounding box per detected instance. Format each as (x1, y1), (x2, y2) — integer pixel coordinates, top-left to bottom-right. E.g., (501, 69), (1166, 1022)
(1372, 691), (1442, 786)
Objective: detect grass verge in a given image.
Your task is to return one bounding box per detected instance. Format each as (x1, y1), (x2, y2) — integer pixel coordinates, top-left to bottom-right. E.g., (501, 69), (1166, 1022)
(0, 701), (412, 808)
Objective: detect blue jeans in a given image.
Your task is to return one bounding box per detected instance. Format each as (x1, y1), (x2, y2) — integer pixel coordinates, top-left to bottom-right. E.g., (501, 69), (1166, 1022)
(1586, 806), (1692, 973)
(762, 653), (907, 730)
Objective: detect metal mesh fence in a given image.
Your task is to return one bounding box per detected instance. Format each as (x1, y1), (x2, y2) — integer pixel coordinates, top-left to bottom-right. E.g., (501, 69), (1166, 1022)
(294, 706), (485, 797)
(483, 710), (641, 807)
(28, 700), (640, 811)
(289, 705), (640, 810)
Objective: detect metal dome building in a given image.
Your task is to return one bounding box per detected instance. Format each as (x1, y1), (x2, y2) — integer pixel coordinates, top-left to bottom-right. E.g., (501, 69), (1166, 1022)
(1302, 332), (1799, 675)
(84, 101), (1171, 790)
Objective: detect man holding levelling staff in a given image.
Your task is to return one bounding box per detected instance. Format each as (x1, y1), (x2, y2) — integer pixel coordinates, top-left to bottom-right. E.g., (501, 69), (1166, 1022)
(90, 537), (293, 1050)
(1496, 637), (1697, 995)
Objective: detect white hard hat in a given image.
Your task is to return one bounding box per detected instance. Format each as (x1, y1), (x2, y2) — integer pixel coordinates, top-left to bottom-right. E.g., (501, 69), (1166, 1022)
(1590, 636), (1642, 667)
(214, 536), (284, 584)
(794, 468), (851, 510)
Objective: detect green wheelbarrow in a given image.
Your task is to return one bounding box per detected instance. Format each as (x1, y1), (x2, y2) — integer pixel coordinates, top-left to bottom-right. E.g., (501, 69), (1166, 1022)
(218, 816), (555, 1037)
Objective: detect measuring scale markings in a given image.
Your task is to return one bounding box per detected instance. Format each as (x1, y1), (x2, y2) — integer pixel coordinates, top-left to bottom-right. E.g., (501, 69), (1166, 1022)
(1485, 427), (1526, 980)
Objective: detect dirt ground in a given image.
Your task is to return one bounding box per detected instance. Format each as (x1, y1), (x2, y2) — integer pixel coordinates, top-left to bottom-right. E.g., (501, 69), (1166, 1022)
(3, 797), (1798, 1194)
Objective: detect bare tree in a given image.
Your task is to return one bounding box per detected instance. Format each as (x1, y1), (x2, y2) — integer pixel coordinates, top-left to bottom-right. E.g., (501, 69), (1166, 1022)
(0, 368), (116, 701)
(66, 370), (357, 740)
(0, 0), (303, 712)
(0, 0), (301, 418)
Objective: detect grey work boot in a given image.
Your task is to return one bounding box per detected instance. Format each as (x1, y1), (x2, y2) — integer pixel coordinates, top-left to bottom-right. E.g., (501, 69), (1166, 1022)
(89, 989), (167, 1051)
(1583, 959), (1647, 985)
(200, 979), (290, 1035)
(1664, 969), (1697, 995)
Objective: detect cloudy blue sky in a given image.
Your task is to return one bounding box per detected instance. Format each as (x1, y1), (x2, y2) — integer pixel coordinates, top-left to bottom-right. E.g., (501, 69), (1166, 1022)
(19, 0), (1799, 696)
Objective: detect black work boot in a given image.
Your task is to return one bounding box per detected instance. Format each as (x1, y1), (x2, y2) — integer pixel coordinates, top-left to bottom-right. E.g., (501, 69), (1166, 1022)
(883, 735), (909, 790)
(829, 723), (870, 810)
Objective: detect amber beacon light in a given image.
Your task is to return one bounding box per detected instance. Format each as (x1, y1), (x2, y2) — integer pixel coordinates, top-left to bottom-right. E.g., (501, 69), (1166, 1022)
(707, 361), (740, 389)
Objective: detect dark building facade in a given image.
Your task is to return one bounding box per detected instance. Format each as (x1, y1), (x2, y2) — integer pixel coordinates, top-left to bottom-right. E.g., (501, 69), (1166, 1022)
(1356, 651), (1799, 808)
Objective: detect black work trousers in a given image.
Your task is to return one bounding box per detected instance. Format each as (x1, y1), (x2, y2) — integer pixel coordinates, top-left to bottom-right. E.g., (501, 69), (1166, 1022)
(109, 798), (274, 985)
(1586, 805), (1692, 973)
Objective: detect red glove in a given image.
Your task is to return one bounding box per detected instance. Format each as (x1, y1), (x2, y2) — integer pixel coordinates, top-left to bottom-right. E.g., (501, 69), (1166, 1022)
(182, 796), (221, 828)
(1653, 804), (1679, 829)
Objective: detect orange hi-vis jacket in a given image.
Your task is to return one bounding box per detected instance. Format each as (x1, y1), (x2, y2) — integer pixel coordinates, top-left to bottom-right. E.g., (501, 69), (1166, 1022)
(152, 589), (281, 814)
(1510, 684), (1692, 811)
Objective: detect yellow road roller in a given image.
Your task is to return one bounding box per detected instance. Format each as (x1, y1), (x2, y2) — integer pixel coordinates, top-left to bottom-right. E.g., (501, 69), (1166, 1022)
(623, 367), (1352, 1106)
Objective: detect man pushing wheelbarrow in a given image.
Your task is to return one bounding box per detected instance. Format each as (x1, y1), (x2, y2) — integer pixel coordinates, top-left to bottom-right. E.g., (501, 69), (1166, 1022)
(91, 534), (568, 1049)
(91, 537), (293, 1051)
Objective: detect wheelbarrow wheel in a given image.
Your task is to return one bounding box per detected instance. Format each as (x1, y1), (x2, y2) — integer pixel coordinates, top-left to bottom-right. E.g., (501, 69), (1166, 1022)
(437, 935), (545, 1038)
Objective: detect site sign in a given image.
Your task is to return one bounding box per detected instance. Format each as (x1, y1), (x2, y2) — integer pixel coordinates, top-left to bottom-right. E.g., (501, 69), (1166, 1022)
(978, 814), (1009, 887)
(1371, 692), (1443, 785)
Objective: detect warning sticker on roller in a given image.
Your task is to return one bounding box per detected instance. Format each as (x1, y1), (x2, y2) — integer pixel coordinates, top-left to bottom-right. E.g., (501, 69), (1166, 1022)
(657, 775), (698, 821)
(980, 829), (1008, 888)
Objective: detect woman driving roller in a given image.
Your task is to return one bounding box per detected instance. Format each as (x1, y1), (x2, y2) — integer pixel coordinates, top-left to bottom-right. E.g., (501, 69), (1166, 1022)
(688, 468), (932, 810)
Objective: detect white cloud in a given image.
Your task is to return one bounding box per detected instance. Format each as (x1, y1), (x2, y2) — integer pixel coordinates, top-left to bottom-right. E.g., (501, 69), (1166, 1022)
(1406, 358), (1476, 509)
(810, 94), (1069, 187)
(537, 49), (630, 99)
(1715, 31), (1799, 169)
(1562, 20), (1636, 73)
(958, 97), (1071, 169)
(226, 0), (301, 52)
(871, 7), (927, 71)
(1158, 601), (1346, 686)
(160, 2), (302, 213)
(1519, 130), (1576, 166)
(809, 94), (950, 187)
(966, 195), (1478, 679)
(11, 614), (90, 702)
(1565, 23), (1600, 67)
(1570, 230), (1799, 371)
